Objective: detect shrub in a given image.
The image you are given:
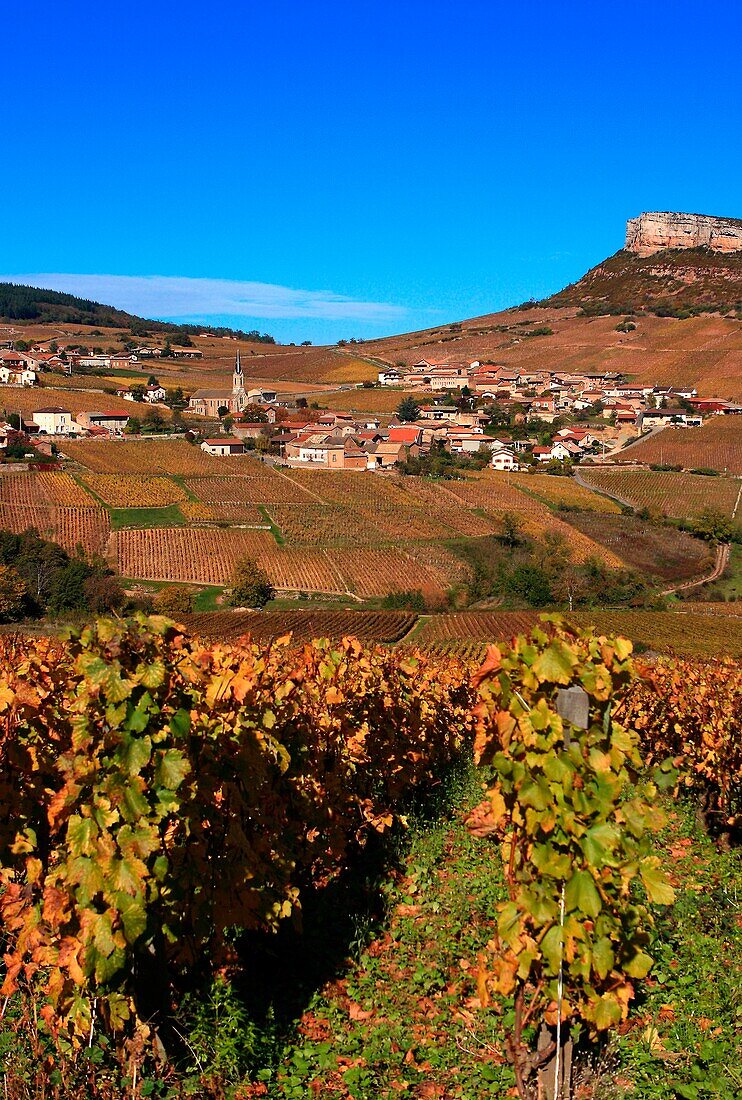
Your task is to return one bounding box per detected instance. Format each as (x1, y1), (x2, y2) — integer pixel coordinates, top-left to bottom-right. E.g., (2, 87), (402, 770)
(228, 557), (274, 608)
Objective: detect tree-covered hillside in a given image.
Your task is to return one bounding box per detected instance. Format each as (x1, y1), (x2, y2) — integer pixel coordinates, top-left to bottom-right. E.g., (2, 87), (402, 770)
(0, 282), (275, 342)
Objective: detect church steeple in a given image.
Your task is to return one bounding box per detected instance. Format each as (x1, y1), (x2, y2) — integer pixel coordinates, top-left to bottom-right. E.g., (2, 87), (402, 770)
(232, 349), (244, 395)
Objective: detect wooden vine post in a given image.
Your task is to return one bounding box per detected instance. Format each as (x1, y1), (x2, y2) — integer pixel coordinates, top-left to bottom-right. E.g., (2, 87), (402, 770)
(467, 616), (677, 1099)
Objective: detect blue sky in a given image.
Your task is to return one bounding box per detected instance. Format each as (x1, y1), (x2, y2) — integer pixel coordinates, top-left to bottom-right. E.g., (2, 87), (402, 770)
(2, 1), (740, 344)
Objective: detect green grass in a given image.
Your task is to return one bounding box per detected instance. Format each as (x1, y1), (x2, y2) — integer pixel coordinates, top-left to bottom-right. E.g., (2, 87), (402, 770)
(110, 504), (187, 529)
(264, 594), (364, 611)
(255, 787), (742, 1099)
(259, 505), (285, 545)
(117, 577), (224, 611)
(169, 474), (200, 501)
(192, 585), (225, 611)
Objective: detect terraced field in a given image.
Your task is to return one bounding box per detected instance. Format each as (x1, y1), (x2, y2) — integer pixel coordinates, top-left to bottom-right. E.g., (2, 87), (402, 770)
(83, 475), (190, 508)
(66, 440), (252, 476)
(410, 609), (742, 659)
(579, 468), (741, 520)
(619, 417), (742, 475)
(0, 501), (111, 556)
(182, 609), (417, 644)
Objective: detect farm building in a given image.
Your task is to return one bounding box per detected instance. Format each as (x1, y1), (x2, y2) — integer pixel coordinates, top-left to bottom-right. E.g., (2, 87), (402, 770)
(32, 407), (74, 435)
(200, 438), (245, 456)
(76, 411), (130, 435)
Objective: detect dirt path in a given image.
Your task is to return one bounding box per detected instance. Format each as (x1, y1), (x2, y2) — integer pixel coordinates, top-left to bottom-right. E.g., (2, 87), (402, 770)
(661, 541), (730, 595)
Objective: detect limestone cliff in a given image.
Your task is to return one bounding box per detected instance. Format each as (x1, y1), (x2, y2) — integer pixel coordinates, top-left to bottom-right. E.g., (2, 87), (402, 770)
(626, 212), (742, 256)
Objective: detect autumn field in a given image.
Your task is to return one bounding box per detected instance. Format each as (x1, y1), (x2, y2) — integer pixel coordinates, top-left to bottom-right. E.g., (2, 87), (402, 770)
(579, 467), (741, 521)
(564, 513), (714, 581)
(5, 296), (742, 397)
(0, 448), (727, 601)
(615, 417), (742, 475)
(0, 384), (143, 418)
(139, 605), (742, 659)
(408, 608), (742, 658)
(361, 307), (742, 400)
(182, 608), (417, 644)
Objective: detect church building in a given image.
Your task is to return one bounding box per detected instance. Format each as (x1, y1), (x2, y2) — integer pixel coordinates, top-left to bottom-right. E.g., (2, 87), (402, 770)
(188, 351), (248, 417)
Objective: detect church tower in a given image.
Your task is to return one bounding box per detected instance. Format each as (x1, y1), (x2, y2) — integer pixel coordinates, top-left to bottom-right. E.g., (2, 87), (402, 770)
(232, 349), (244, 395)
(232, 349), (246, 411)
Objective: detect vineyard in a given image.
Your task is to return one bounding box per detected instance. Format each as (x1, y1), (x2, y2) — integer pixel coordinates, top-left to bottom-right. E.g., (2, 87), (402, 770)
(115, 527), (277, 584)
(579, 467), (742, 520)
(410, 608), (742, 658)
(82, 475), (190, 508)
(182, 608), (417, 644)
(184, 472), (314, 505)
(324, 546), (464, 600)
(507, 471), (623, 513)
(179, 500), (268, 525)
(0, 613), (738, 1099)
(0, 471), (97, 507)
(618, 416), (742, 475)
(0, 500), (111, 555)
(565, 512), (715, 581)
(255, 547), (346, 593)
(443, 472), (626, 566)
(65, 440), (252, 476)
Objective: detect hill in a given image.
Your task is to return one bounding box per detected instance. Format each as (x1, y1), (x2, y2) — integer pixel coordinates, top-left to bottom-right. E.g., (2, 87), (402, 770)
(360, 213), (742, 398)
(361, 305), (742, 399)
(541, 247), (742, 318)
(4, 211), (741, 398)
(0, 282), (274, 343)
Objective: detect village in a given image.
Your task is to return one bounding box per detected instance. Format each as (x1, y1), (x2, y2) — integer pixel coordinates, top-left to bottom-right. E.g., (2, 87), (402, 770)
(0, 343), (739, 470)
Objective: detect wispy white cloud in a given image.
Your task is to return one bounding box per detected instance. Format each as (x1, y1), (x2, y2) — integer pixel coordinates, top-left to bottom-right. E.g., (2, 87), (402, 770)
(0, 273), (409, 324)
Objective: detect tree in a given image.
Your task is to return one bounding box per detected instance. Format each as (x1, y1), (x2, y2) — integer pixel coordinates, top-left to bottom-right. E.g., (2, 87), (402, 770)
(82, 574), (126, 613)
(143, 408), (165, 433)
(131, 385), (146, 402)
(242, 403), (268, 423)
(228, 558), (274, 608)
(397, 396), (421, 422)
(49, 340), (58, 353)
(153, 586), (195, 616)
(125, 417), (142, 435)
(147, 375), (160, 386)
(47, 559), (94, 615)
(500, 512), (522, 547)
(217, 406), (230, 419)
(507, 564), (552, 606)
(0, 565), (28, 621)
(691, 508), (734, 543)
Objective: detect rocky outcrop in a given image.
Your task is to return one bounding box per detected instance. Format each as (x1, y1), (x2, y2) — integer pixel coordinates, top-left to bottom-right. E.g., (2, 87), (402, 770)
(626, 212), (742, 256)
